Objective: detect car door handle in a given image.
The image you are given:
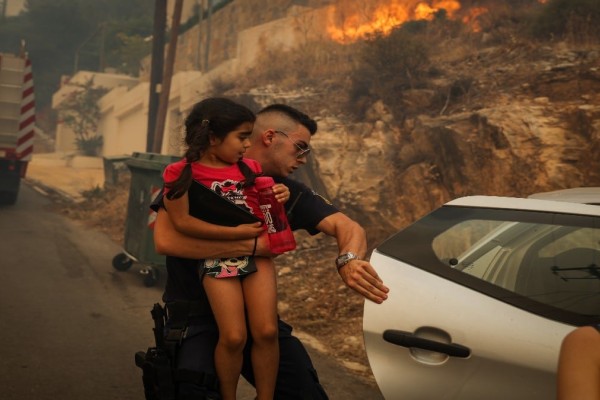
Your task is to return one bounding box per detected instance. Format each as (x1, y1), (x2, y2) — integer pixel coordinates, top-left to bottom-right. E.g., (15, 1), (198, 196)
(383, 329), (471, 358)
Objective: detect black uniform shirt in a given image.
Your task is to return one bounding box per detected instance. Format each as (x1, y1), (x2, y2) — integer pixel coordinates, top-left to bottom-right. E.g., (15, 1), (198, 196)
(150, 177), (339, 304)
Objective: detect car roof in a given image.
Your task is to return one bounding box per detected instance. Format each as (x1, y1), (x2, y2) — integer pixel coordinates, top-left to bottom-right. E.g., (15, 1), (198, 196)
(446, 195), (600, 216)
(527, 187), (600, 205)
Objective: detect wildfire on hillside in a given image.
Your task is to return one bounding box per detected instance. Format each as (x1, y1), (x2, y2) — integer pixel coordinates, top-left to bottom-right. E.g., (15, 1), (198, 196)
(461, 6), (488, 32)
(326, 0), (548, 43)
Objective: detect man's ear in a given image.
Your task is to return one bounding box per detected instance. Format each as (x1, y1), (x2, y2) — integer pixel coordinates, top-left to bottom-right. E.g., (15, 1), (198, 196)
(262, 129), (275, 146)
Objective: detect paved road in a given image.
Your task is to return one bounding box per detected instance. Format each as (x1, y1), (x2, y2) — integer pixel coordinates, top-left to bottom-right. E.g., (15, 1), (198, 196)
(0, 183), (384, 399)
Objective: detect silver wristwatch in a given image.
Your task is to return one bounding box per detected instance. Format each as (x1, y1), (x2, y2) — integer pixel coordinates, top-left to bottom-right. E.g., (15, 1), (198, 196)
(335, 252), (359, 270)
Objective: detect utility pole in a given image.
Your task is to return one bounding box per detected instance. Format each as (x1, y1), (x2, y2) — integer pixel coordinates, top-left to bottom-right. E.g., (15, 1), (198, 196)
(98, 23), (107, 72)
(146, 0), (167, 153)
(204, 0), (212, 71)
(195, 0), (203, 70)
(152, 0), (184, 154)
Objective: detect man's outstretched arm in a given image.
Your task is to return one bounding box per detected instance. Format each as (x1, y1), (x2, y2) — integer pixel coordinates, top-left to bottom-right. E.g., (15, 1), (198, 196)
(153, 208), (271, 259)
(315, 212), (389, 304)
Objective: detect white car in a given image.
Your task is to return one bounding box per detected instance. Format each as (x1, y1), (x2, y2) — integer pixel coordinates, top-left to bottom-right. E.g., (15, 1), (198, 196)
(528, 187), (600, 205)
(364, 195), (600, 400)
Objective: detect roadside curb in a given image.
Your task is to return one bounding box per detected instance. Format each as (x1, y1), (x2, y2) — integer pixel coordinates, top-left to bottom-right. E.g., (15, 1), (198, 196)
(24, 177), (82, 203)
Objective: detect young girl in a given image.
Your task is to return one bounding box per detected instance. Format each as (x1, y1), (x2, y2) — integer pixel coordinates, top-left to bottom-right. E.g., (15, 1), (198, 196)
(162, 97), (288, 400)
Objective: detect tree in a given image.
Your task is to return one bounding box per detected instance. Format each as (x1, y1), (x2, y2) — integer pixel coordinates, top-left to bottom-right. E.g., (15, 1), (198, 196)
(0, 0), (152, 110)
(56, 78), (108, 156)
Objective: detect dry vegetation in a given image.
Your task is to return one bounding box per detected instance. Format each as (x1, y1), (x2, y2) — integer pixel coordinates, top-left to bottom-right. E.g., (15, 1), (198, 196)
(50, 177), (130, 245)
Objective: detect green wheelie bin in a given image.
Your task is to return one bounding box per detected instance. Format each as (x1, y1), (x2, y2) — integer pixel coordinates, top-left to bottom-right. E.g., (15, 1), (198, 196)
(112, 152), (179, 287)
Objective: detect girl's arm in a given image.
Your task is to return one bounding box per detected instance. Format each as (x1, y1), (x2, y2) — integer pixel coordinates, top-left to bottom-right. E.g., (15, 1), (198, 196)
(163, 191), (263, 240)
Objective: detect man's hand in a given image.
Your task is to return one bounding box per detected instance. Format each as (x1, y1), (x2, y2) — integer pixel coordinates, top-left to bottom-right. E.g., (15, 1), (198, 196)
(315, 212), (389, 304)
(272, 183), (290, 203)
(338, 259), (389, 304)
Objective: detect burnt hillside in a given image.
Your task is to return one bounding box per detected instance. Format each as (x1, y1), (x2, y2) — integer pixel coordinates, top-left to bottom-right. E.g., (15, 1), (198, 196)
(230, 0), (600, 244)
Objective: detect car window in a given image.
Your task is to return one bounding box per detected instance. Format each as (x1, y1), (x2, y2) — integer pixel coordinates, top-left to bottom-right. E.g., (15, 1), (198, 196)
(377, 206), (600, 325)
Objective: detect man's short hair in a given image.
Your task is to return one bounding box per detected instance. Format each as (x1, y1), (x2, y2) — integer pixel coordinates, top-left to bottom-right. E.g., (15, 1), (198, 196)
(258, 104), (317, 135)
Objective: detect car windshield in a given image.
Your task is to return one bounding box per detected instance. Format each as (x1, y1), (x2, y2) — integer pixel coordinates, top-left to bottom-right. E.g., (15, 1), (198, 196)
(377, 205), (600, 324)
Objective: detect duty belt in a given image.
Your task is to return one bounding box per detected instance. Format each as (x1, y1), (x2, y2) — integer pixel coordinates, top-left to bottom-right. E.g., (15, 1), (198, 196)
(165, 300), (212, 325)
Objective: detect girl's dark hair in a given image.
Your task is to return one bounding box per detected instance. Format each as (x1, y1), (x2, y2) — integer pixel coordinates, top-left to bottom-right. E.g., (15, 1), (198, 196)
(166, 97), (256, 199)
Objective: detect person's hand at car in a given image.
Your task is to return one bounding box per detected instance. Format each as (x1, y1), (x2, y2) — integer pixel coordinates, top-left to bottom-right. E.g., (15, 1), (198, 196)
(315, 212), (389, 303)
(338, 258), (389, 304)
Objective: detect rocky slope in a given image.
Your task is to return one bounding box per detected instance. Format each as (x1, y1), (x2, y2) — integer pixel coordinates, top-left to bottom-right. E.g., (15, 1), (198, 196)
(263, 39), (600, 246)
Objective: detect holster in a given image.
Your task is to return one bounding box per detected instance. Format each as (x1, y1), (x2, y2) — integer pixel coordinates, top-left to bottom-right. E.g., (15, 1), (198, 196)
(135, 302), (219, 400)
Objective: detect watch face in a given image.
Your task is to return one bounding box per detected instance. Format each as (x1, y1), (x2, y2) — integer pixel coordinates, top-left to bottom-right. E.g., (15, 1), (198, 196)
(337, 252), (357, 267)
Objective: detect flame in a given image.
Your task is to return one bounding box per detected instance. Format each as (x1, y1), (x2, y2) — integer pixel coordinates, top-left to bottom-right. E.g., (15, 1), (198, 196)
(326, 0), (551, 43)
(461, 6), (488, 33)
(414, 1), (461, 20)
(327, 0), (462, 43)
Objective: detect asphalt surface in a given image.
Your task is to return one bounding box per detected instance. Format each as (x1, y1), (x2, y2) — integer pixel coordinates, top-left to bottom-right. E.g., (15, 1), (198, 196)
(0, 182), (383, 399)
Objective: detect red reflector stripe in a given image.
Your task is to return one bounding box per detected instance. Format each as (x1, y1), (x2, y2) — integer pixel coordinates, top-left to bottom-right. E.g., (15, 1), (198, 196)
(22, 86), (34, 98)
(21, 101), (34, 114)
(17, 131), (34, 146)
(19, 115), (35, 130)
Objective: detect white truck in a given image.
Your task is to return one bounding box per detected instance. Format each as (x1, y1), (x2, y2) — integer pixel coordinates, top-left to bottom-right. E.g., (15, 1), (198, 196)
(0, 52), (35, 205)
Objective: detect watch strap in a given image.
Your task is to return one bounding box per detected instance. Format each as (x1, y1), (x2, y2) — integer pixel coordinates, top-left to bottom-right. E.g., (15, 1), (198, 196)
(336, 252), (359, 270)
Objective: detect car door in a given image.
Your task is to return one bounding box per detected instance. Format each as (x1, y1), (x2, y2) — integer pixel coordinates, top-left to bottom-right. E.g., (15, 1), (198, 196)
(363, 198), (600, 400)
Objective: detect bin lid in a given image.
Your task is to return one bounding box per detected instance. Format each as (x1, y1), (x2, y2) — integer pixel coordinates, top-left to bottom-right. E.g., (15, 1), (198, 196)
(126, 152), (181, 171)
(103, 154), (131, 161)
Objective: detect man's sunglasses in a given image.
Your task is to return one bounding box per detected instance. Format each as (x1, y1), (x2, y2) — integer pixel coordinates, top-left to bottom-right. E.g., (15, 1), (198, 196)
(274, 130), (311, 159)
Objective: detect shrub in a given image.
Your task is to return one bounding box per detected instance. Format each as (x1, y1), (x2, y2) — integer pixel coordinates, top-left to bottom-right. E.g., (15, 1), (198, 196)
(243, 39), (355, 88)
(348, 26), (431, 119)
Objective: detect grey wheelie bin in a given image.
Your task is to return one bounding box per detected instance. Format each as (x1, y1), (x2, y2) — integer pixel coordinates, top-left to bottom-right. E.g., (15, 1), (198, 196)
(112, 152), (179, 287)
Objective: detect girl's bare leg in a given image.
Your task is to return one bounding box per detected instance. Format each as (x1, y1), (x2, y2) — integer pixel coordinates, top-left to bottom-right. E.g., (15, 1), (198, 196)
(557, 326), (600, 400)
(203, 275), (247, 400)
(242, 257), (279, 400)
